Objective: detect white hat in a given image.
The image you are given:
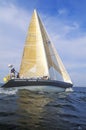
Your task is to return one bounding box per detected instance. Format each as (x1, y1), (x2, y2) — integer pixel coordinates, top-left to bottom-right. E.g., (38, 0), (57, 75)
(8, 64), (13, 68)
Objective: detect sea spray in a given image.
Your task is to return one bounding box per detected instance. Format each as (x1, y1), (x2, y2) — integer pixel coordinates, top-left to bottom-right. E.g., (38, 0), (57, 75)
(0, 87), (18, 95)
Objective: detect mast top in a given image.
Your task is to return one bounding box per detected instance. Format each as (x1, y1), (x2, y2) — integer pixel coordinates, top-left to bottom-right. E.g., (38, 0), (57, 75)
(33, 9), (37, 15)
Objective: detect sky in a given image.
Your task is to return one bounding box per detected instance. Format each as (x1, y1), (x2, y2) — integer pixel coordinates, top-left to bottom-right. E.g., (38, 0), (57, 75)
(0, 0), (86, 86)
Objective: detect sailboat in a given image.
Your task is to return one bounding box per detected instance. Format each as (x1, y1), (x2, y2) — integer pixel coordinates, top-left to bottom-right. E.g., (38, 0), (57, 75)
(1, 10), (73, 89)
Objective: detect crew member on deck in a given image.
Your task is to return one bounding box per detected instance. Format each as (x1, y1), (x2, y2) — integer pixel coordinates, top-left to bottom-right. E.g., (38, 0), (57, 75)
(43, 76), (49, 80)
(8, 64), (18, 79)
(10, 67), (16, 79)
(17, 73), (20, 78)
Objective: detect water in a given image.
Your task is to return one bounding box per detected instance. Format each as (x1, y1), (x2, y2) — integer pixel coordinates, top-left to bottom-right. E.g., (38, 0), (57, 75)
(0, 84), (86, 130)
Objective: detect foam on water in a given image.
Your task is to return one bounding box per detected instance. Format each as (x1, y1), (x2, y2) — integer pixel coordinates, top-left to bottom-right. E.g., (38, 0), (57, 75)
(0, 84), (72, 95)
(65, 87), (73, 92)
(15, 85), (65, 93)
(0, 87), (18, 95)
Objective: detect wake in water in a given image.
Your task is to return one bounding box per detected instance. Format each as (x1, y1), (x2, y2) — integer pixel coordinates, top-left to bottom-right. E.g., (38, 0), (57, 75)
(65, 87), (73, 92)
(0, 85), (73, 96)
(0, 87), (18, 95)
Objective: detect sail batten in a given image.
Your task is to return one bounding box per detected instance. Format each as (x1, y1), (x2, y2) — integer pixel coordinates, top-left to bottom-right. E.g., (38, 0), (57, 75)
(19, 10), (72, 84)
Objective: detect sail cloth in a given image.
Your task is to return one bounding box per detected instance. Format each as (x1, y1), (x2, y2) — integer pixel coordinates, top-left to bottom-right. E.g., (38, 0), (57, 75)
(19, 10), (72, 84)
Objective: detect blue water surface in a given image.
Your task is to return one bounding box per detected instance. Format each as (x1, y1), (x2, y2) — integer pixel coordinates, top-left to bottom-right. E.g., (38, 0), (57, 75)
(0, 84), (86, 130)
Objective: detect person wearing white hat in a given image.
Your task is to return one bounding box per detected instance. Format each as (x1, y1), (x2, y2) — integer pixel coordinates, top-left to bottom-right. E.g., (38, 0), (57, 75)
(8, 64), (15, 79)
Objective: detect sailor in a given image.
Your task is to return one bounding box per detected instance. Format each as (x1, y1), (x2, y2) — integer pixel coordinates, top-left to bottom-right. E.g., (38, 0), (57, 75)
(43, 76), (49, 80)
(10, 67), (15, 79)
(17, 73), (20, 78)
(8, 64), (16, 79)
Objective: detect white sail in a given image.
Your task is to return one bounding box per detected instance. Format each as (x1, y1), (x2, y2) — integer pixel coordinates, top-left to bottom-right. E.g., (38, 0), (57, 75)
(19, 9), (72, 84)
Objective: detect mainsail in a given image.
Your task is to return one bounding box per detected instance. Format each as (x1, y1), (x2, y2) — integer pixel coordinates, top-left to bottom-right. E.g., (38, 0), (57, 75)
(19, 10), (72, 84)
